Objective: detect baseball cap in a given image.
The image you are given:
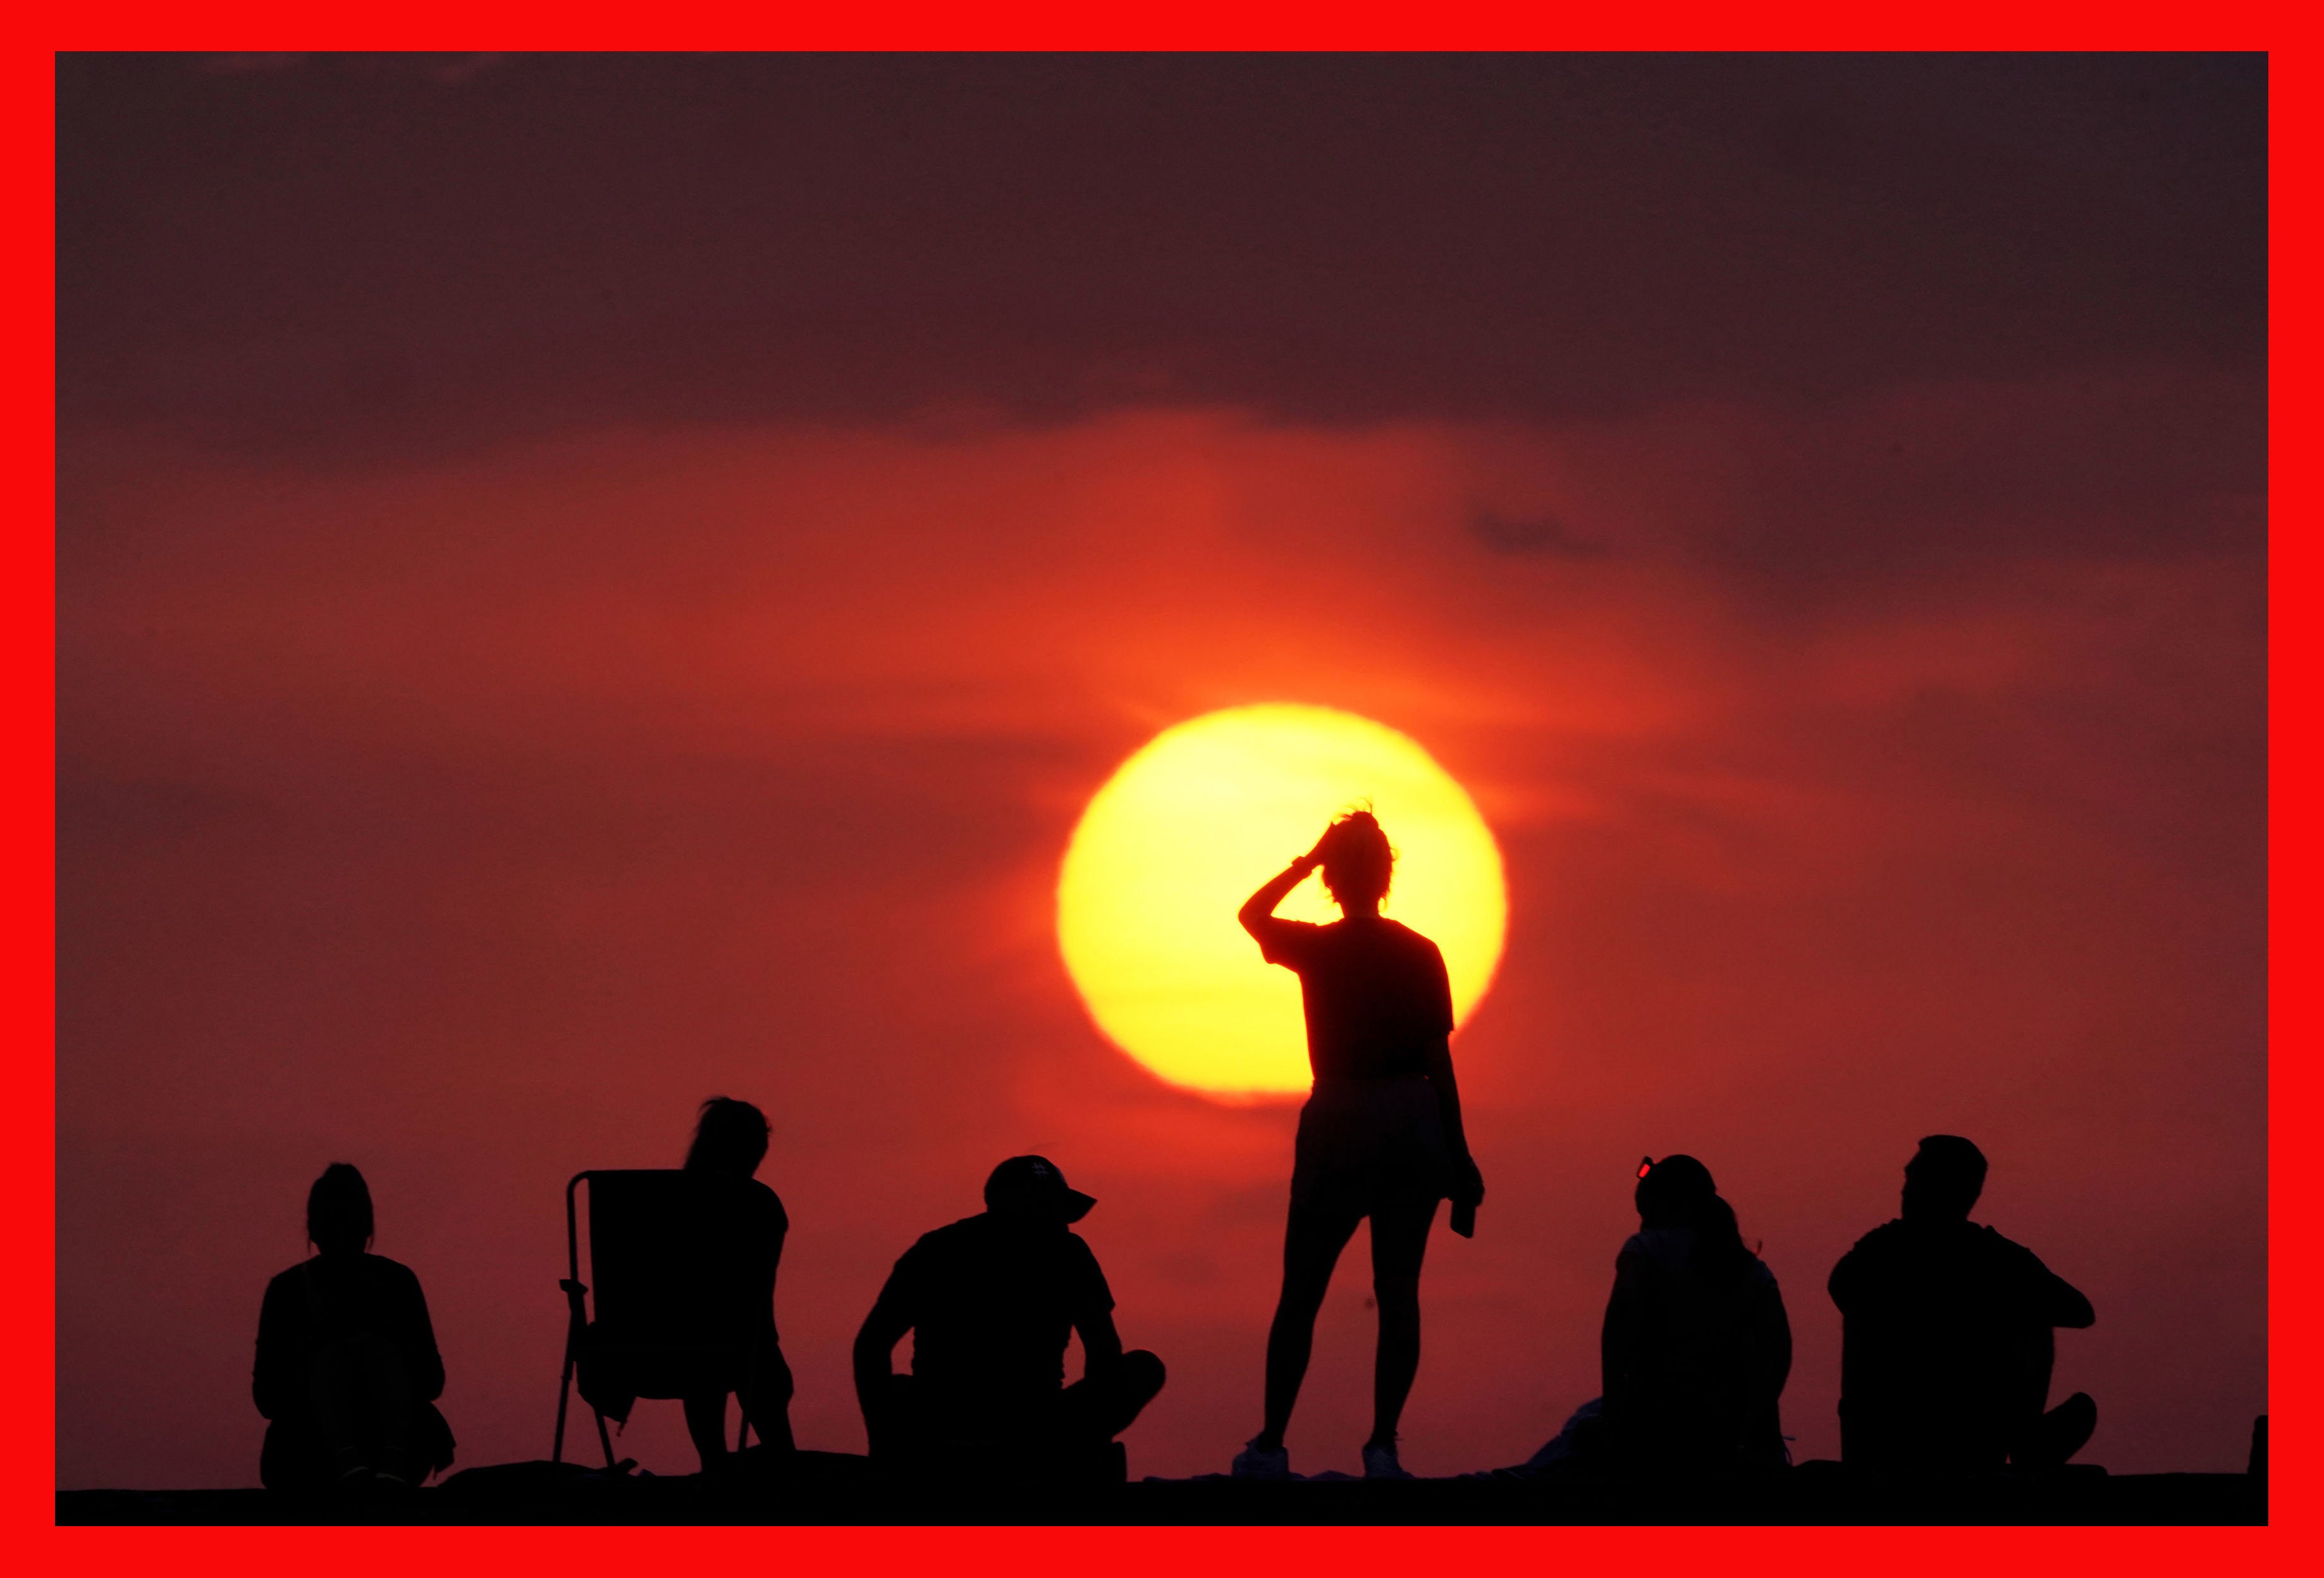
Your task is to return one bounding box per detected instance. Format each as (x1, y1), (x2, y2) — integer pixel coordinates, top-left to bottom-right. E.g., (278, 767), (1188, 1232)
(984, 1154), (1097, 1223)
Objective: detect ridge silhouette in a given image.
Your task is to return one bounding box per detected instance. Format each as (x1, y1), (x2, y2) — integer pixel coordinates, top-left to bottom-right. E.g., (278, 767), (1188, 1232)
(244, 835), (2154, 1512)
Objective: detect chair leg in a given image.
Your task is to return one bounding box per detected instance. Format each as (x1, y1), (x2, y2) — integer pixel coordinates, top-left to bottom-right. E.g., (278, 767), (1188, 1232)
(553, 1349), (575, 1465)
(596, 1407), (617, 1469)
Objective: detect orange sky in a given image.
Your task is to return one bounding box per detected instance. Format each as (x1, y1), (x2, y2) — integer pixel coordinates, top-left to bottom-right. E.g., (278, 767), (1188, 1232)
(57, 54), (2264, 1487)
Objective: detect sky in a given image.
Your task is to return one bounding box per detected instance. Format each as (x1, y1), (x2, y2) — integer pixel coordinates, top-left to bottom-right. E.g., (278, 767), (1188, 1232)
(56, 52), (2266, 1488)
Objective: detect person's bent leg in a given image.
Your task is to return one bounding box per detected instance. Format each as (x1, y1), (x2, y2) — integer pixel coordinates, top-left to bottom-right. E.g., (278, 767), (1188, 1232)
(742, 1338), (798, 1454)
(684, 1392), (733, 1470)
(1365, 1197), (1437, 1450)
(1257, 1199), (1362, 1450)
(307, 1342), (373, 1483)
(348, 1333), (415, 1484)
(1061, 1350), (1167, 1443)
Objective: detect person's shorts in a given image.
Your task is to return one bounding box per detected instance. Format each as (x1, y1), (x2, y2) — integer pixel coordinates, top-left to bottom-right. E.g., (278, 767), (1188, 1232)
(1289, 1075), (1453, 1220)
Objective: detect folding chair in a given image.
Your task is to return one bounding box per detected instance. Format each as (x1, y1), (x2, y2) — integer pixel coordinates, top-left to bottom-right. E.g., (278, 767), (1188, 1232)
(553, 1170), (769, 1466)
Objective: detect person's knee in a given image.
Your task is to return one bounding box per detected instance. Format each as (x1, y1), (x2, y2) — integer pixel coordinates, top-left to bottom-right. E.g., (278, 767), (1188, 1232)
(1122, 1349), (1167, 1406)
(1372, 1269), (1422, 1308)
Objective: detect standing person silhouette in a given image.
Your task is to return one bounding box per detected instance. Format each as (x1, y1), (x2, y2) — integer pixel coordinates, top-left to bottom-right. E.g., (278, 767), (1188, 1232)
(1231, 809), (1485, 1480)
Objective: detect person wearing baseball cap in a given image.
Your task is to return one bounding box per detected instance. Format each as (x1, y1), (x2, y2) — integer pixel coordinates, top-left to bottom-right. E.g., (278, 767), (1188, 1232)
(853, 1155), (1165, 1478)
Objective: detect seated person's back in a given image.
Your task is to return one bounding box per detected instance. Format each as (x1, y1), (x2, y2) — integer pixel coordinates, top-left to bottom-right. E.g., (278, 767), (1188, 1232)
(254, 1163), (453, 1491)
(1602, 1156), (1791, 1474)
(855, 1156), (1164, 1464)
(1829, 1135), (2096, 1472)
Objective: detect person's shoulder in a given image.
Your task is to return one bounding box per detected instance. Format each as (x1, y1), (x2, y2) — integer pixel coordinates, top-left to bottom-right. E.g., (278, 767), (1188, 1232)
(264, 1262), (310, 1295)
(1378, 918), (1442, 951)
(1971, 1223), (2046, 1264)
(911, 1215), (986, 1254)
(363, 1254), (424, 1287)
(1844, 1219), (1909, 1256)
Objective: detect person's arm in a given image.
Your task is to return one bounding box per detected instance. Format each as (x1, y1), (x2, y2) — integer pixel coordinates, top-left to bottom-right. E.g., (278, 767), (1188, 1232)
(1075, 1304), (1126, 1385)
(252, 1277), (294, 1421)
(403, 1267), (447, 1404)
(1828, 1237), (1870, 1314)
(1422, 1034), (1483, 1206)
(1238, 835), (1329, 948)
(1599, 1247), (1652, 1416)
(756, 1189), (788, 1336)
(2012, 1241), (2095, 1329)
(852, 1270), (916, 1452)
(1759, 1277), (1794, 1405)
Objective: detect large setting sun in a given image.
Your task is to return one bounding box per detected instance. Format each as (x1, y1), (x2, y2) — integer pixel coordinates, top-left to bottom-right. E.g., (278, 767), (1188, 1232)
(1057, 705), (1508, 1099)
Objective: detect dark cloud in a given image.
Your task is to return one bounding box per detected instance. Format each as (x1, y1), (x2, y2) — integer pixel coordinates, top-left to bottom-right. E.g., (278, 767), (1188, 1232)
(59, 52), (2263, 466)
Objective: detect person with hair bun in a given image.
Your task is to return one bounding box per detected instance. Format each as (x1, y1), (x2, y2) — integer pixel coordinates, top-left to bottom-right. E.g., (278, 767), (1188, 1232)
(1505, 1154), (1790, 1481)
(1231, 807), (1485, 1480)
(677, 1096), (796, 1469)
(1601, 1154), (1792, 1474)
(252, 1163), (454, 1493)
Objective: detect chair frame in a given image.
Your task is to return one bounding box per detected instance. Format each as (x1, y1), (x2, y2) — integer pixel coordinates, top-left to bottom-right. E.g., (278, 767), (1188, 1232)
(553, 1170), (761, 1467)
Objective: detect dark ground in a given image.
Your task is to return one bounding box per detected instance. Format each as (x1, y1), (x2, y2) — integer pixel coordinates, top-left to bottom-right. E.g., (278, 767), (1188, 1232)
(58, 1453), (2266, 1526)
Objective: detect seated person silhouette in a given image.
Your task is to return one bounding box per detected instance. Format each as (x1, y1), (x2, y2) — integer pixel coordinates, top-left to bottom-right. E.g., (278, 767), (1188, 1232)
(253, 1163), (455, 1492)
(1828, 1135), (2097, 1474)
(853, 1156), (1165, 1479)
(1514, 1154), (1790, 1478)
(577, 1097), (796, 1472)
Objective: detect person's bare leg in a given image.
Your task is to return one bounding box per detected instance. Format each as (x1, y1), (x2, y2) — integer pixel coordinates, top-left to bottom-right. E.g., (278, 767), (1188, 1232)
(684, 1393), (732, 1469)
(1255, 1201), (1363, 1450)
(744, 1343), (798, 1453)
(1365, 1199), (1437, 1450)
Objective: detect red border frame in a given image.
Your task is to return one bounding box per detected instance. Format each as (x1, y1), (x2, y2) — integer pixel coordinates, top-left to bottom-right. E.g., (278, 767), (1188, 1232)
(22, 8), (2299, 1572)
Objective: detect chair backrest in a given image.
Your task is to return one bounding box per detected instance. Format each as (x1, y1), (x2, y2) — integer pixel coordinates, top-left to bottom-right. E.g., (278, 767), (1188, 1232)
(578, 1170), (756, 1348)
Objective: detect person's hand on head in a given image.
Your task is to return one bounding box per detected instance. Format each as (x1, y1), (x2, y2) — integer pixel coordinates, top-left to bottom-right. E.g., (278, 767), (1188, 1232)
(1294, 827), (1334, 874)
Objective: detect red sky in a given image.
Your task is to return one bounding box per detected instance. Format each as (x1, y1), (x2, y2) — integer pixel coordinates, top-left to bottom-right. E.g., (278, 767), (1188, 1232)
(56, 53), (2265, 1487)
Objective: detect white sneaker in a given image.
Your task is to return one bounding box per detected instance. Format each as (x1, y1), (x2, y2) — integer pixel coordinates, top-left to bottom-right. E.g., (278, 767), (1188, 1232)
(1231, 1437), (1292, 1479)
(1362, 1441), (1415, 1479)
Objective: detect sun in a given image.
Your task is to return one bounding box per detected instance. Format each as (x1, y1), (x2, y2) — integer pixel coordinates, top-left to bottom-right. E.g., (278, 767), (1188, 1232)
(1057, 704), (1507, 1100)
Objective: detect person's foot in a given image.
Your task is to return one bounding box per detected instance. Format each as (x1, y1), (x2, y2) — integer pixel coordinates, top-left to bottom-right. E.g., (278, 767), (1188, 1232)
(1362, 1441), (1415, 1479)
(1231, 1437), (1292, 1479)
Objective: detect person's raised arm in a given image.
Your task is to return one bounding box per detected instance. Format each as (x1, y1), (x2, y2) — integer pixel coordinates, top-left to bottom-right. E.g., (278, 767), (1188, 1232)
(1238, 834), (1329, 943)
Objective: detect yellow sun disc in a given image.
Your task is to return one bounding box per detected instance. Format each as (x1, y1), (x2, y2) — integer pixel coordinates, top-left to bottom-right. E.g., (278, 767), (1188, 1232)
(1057, 704), (1507, 1100)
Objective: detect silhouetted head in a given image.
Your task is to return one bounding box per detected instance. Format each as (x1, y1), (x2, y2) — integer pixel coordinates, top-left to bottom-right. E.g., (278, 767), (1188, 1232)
(684, 1096), (770, 1181)
(305, 1162), (374, 1257)
(1635, 1153), (1717, 1228)
(1902, 1134), (1987, 1222)
(983, 1154), (1096, 1229)
(1318, 808), (1394, 914)
(1635, 1153), (1755, 1281)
